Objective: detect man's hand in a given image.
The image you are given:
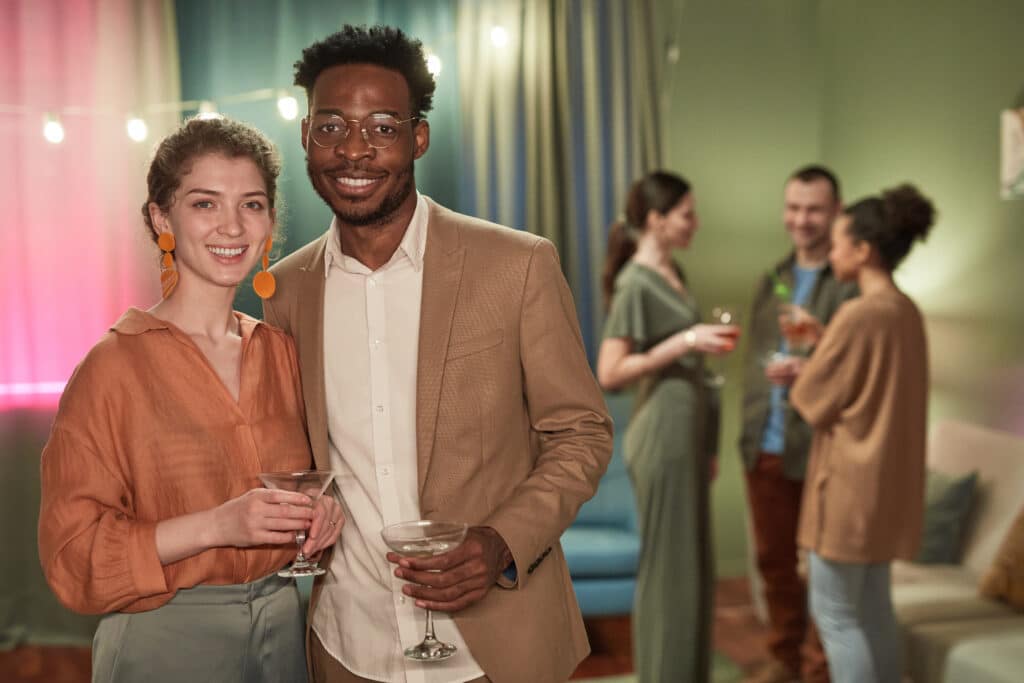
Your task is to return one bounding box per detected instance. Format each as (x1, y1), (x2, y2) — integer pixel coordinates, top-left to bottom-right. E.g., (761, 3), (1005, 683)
(764, 354), (806, 387)
(386, 526), (513, 613)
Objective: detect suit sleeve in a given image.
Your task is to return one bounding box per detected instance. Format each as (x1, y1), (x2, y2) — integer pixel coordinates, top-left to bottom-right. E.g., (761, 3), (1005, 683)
(262, 291), (284, 332)
(482, 239), (613, 589)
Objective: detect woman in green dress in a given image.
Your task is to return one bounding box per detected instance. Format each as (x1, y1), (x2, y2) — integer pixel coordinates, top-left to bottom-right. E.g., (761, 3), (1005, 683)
(597, 171), (738, 682)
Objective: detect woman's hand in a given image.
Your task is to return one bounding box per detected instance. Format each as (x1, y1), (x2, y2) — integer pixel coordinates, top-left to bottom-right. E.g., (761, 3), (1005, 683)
(672, 324), (740, 357)
(301, 494), (344, 559)
(156, 488), (315, 565)
(210, 488), (315, 548)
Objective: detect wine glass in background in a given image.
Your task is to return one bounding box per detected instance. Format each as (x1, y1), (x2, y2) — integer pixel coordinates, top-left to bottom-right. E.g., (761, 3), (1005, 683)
(258, 469), (336, 578)
(777, 303), (821, 353)
(381, 520), (469, 662)
(707, 306), (741, 387)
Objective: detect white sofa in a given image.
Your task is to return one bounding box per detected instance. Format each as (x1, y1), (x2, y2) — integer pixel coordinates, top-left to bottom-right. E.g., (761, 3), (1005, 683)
(892, 419), (1024, 683)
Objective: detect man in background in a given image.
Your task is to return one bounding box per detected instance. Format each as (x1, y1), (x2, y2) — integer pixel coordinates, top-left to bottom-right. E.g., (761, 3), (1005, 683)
(740, 165), (858, 683)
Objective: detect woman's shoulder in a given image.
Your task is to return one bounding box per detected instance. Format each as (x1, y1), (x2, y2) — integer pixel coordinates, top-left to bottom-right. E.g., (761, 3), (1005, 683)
(239, 312), (291, 344)
(614, 261), (653, 290)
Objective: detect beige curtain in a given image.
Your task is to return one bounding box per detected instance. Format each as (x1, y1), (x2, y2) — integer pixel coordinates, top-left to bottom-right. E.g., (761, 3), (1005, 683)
(456, 0), (661, 355)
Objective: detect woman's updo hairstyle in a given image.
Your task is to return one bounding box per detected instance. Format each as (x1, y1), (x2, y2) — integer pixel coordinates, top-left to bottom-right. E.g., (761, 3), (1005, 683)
(843, 183), (935, 271)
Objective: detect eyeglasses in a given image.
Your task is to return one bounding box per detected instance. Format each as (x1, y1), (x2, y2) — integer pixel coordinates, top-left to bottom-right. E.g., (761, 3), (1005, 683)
(306, 113), (418, 150)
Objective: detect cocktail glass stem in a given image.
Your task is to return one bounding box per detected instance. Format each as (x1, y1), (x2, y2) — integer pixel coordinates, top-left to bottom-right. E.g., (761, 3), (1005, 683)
(423, 608), (437, 644)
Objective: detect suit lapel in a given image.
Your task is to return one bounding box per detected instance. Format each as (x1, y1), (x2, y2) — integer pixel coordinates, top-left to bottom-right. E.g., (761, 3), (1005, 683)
(416, 201), (465, 497)
(295, 235), (330, 471)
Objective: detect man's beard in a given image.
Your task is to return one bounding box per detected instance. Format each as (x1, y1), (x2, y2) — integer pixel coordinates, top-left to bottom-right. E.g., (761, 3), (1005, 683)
(308, 161), (416, 228)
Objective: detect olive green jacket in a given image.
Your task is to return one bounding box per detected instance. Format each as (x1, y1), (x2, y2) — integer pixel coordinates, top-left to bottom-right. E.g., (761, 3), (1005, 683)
(738, 253), (858, 480)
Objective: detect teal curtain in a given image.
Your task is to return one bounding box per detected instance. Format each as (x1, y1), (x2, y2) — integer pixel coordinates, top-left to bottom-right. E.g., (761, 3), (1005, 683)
(456, 0), (662, 356)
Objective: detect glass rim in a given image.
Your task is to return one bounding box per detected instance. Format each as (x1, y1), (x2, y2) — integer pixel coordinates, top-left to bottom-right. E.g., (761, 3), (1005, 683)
(381, 519), (468, 540)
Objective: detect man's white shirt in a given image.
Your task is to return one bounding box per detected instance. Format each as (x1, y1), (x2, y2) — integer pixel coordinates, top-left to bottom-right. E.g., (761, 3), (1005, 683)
(312, 193), (485, 682)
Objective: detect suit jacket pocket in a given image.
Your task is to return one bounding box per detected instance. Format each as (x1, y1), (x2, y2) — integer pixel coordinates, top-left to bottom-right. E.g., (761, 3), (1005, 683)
(446, 328), (504, 361)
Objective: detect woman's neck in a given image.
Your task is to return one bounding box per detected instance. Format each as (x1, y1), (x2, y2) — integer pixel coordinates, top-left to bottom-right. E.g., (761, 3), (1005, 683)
(148, 280), (240, 340)
(857, 265), (897, 297)
(633, 233), (672, 270)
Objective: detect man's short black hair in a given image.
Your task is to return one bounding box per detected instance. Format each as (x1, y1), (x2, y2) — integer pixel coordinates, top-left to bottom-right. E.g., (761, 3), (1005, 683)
(293, 25), (436, 120)
(789, 164), (841, 202)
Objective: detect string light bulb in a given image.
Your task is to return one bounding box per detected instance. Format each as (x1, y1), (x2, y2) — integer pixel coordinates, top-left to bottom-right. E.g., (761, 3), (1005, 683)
(126, 116), (148, 142)
(490, 26), (510, 48)
(276, 91), (299, 120)
(43, 114), (65, 144)
(196, 100), (221, 120)
(426, 53), (443, 77)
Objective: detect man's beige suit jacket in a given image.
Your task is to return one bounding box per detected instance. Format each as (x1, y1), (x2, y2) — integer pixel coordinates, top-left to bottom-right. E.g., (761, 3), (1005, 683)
(264, 198), (613, 683)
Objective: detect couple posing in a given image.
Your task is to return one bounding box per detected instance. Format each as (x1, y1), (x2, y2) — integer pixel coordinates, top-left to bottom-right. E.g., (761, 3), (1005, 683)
(38, 25), (612, 683)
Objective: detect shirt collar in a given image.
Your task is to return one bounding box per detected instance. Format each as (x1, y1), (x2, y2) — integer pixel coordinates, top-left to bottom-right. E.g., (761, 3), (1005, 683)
(111, 307), (261, 340)
(324, 192), (428, 277)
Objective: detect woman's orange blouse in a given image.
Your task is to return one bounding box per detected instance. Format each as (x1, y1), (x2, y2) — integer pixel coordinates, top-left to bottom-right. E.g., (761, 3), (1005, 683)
(38, 308), (313, 615)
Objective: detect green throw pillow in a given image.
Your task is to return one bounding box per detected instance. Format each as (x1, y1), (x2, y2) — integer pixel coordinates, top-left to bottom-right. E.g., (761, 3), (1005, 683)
(916, 469), (979, 564)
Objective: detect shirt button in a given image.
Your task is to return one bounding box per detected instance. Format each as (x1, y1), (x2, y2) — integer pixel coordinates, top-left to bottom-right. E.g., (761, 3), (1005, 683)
(379, 465), (390, 477)
(373, 339), (381, 349)
(375, 404), (384, 414)
(399, 595), (406, 605)
(368, 278), (377, 288)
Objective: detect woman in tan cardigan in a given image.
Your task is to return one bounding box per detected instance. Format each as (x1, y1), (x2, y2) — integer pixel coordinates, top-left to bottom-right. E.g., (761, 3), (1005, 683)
(789, 184), (935, 683)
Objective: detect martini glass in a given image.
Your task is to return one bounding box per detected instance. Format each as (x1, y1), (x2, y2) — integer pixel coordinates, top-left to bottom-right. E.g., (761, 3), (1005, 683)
(259, 469), (336, 578)
(381, 520), (469, 662)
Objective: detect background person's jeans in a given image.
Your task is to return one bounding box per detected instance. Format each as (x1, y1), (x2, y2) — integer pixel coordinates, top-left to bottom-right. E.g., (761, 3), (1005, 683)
(808, 552), (902, 683)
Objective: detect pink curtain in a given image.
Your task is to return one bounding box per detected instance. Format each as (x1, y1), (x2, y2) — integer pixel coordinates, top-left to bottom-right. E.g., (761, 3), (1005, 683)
(0, 0), (179, 409)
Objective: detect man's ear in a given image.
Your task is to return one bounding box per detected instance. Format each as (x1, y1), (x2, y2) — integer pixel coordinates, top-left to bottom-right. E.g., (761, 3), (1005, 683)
(301, 116), (310, 153)
(413, 119), (430, 160)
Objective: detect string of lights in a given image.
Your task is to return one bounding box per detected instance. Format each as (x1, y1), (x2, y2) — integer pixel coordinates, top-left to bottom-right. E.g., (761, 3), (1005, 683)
(0, 46), (453, 146)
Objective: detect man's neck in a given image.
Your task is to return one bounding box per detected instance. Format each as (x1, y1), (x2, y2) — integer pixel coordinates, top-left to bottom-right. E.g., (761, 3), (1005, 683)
(794, 245), (829, 269)
(336, 196), (417, 271)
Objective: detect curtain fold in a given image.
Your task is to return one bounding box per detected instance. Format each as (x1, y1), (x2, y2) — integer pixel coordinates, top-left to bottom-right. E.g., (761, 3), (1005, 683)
(456, 0), (662, 357)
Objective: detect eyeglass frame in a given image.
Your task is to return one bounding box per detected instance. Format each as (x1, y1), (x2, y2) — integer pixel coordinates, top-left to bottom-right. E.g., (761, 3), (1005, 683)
(304, 112), (421, 150)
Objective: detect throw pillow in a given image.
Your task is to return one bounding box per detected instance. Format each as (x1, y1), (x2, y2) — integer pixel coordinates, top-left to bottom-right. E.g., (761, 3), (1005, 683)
(915, 469), (978, 564)
(980, 504), (1024, 610)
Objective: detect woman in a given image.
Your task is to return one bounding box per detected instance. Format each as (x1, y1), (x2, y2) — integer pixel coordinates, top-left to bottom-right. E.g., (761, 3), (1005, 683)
(790, 184), (935, 683)
(596, 171), (737, 683)
(37, 116), (342, 682)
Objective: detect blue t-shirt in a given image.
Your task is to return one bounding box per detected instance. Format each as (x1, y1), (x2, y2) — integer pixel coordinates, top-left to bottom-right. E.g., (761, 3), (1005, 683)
(760, 264), (823, 454)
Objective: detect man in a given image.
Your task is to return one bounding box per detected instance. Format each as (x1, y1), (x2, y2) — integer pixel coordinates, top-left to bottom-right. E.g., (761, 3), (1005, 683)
(264, 25), (613, 683)
(739, 166), (858, 683)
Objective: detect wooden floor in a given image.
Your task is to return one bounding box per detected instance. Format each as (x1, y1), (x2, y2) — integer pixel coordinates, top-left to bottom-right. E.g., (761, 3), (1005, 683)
(570, 577), (769, 679)
(1, 578), (768, 682)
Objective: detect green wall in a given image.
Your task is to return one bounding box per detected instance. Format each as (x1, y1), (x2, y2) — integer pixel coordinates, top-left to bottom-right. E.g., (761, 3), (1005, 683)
(654, 0), (1024, 577)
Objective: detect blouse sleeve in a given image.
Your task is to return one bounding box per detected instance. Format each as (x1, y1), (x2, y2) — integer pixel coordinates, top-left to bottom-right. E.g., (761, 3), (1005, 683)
(37, 367), (169, 615)
(602, 276), (649, 346)
(790, 304), (870, 430)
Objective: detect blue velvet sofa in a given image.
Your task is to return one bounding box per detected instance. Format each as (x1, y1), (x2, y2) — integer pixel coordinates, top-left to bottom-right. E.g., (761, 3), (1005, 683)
(560, 392), (639, 616)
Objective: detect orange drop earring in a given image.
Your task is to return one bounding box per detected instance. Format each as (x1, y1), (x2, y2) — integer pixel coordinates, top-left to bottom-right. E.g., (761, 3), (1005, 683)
(158, 232), (178, 298)
(252, 237), (276, 299)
